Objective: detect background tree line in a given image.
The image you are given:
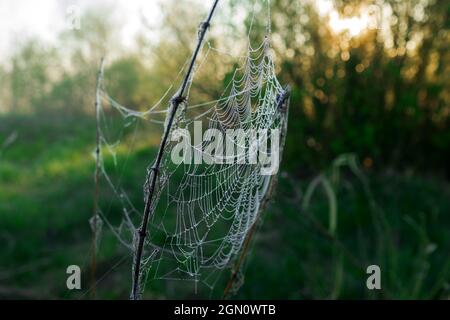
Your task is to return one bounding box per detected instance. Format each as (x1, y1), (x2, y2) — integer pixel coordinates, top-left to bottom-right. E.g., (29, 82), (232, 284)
(0, 0), (447, 177)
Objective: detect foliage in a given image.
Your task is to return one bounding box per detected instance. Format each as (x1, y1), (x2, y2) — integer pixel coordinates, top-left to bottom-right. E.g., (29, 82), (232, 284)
(0, 0), (448, 299)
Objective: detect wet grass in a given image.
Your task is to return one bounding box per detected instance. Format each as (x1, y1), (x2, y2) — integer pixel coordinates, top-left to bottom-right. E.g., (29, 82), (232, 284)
(0, 113), (449, 299)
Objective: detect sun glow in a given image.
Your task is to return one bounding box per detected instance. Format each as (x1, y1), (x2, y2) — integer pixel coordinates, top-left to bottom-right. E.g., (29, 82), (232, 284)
(316, 0), (372, 37)
(329, 11), (369, 37)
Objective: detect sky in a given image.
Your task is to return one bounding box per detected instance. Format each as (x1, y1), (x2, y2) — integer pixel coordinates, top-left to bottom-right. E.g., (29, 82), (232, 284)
(0, 0), (379, 62)
(0, 0), (167, 59)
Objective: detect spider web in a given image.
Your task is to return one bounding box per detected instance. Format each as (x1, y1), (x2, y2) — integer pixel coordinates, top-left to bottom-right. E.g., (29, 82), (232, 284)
(93, 1), (290, 298)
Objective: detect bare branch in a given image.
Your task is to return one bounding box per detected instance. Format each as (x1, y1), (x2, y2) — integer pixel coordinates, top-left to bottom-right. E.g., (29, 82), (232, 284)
(130, 0), (220, 300)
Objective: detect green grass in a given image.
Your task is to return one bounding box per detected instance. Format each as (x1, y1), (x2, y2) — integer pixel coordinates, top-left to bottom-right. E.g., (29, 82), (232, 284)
(0, 113), (449, 299)
(237, 171), (450, 299)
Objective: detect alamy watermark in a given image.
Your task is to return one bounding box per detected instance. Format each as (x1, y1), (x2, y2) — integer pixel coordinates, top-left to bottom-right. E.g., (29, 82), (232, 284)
(170, 121), (281, 175)
(66, 265), (81, 290)
(366, 264), (381, 290)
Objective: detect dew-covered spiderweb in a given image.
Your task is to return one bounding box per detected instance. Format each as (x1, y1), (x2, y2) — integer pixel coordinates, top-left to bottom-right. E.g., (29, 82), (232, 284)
(93, 0), (290, 298)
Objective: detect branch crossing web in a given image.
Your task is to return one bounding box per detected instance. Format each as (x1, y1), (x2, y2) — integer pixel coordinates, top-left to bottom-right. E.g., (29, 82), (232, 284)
(94, 3), (290, 297)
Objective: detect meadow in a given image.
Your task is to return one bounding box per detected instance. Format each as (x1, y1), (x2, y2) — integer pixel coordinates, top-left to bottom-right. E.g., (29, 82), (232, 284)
(1, 112), (449, 299)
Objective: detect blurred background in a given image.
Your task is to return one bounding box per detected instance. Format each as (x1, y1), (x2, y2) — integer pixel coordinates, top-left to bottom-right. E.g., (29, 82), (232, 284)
(0, 0), (449, 299)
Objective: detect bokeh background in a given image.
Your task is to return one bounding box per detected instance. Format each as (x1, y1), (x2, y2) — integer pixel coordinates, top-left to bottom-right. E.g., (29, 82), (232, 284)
(0, 0), (449, 299)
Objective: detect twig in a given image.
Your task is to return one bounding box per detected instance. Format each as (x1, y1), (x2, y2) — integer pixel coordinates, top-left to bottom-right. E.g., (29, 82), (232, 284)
(91, 57), (105, 299)
(130, 0), (220, 300)
(223, 86), (291, 298)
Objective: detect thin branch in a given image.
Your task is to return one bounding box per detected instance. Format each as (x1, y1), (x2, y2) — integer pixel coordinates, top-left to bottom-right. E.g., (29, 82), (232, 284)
(91, 57), (105, 299)
(130, 0), (221, 300)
